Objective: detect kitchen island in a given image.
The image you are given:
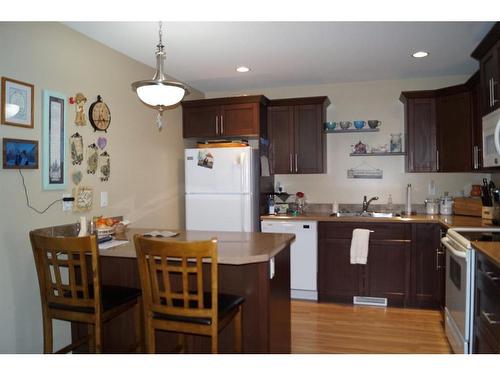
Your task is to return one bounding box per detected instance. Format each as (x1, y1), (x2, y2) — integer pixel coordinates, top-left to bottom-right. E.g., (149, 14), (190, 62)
(72, 227), (294, 354)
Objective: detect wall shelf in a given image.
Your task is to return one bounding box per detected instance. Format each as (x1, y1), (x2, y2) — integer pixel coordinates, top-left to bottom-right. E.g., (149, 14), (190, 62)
(325, 128), (380, 134)
(349, 152), (406, 157)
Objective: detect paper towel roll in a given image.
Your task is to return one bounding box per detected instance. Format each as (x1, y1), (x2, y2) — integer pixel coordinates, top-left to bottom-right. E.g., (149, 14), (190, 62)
(406, 184), (412, 215)
(78, 217), (87, 237)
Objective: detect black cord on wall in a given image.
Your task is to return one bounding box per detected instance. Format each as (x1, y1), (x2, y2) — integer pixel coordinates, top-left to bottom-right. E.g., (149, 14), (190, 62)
(19, 169), (62, 214)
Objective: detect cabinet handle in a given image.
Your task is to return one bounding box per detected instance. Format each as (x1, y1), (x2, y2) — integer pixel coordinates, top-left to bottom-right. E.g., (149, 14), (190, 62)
(215, 115), (219, 135)
(295, 154), (298, 173)
(489, 79), (493, 107)
(473, 145), (478, 170)
(436, 249), (445, 271)
(482, 311), (500, 325)
(484, 270), (500, 283)
(220, 115), (224, 134)
(493, 79), (499, 105)
(289, 154), (293, 173)
(436, 149), (440, 171)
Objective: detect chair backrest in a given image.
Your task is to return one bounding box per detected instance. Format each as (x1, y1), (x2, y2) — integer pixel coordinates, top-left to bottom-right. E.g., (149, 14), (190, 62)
(29, 230), (101, 313)
(134, 235), (218, 322)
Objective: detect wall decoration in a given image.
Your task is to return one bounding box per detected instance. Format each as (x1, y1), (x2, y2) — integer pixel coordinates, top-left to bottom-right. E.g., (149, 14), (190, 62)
(72, 170), (83, 185)
(97, 136), (107, 150)
(42, 90), (67, 190)
(89, 95), (111, 132)
(74, 92), (87, 126)
(2, 138), (38, 169)
(99, 151), (110, 182)
(70, 132), (84, 165)
(347, 162), (383, 179)
(73, 185), (93, 211)
(197, 150), (214, 169)
(86, 143), (98, 174)
(1, 77), (34, 128)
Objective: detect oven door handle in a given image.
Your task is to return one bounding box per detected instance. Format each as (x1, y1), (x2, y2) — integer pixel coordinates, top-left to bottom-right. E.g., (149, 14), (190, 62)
(441, 237), (467, 259)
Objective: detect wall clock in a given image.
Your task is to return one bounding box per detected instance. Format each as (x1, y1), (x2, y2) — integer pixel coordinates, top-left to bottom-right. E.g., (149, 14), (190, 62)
(88, 95), (111, 132)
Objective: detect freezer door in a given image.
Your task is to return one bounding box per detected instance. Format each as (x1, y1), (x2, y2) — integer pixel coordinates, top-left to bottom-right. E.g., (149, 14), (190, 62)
(185, 147), (252, 194)
(186, 193), (254, 232)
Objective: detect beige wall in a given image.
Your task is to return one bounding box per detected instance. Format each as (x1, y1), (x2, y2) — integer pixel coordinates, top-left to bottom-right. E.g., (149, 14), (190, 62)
(207, 77), (490, 206)
(0, 22), (203, 353)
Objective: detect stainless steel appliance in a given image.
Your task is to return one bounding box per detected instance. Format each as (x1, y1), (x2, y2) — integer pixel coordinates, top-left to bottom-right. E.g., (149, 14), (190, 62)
(441, 227), (500, 353)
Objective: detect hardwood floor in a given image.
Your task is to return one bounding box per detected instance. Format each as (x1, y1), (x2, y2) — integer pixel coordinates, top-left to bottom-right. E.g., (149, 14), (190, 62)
(291, 300), (452, 354)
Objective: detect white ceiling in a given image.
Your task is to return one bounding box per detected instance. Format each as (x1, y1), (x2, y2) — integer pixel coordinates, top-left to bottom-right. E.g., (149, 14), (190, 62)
(65, 22), (494, 93)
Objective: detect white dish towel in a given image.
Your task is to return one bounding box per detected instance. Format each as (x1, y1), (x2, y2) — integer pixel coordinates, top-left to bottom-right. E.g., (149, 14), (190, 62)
(350, 229), (371, 264)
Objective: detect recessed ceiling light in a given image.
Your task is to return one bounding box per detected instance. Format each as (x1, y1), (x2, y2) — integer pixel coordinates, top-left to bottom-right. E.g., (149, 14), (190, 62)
(236, 66), (251, 73)
(412, 51), (429, 58)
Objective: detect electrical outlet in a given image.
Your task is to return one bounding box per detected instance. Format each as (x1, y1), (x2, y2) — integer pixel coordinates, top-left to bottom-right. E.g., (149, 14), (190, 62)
(62, 193), (73, 212)
(100, 191), (108, 208)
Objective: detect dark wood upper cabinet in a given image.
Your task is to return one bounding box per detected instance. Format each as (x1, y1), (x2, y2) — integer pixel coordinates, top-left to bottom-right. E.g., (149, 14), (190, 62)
(182, 95), (269, 138)
(471, 23), (500, 116)
(400, 93), (437, 172)
(268, 96), (329, 175)
(401, 79), (479, 173)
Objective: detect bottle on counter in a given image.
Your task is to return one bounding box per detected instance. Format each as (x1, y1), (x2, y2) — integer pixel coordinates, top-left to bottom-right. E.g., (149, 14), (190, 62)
(268, 195), (275, 215)
(387, 194), (394, 213)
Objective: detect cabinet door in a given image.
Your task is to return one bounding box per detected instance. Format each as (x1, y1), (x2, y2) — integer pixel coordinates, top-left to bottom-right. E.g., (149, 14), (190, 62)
(406, 98), (437, 172)
(410, 224), (444, 308)
(220, 103), (259, 137)
(436, 92), (472, 172)
(182, 105), (219, 138)
(480, 43), (500, 115)
(365, 240), (411, 307)
(294, 104), (325, 174)
(318, 238), (362, 303)
(268, 106), (294, 174)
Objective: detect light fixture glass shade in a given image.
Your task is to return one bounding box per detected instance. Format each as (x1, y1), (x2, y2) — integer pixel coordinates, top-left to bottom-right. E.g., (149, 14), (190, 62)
(135, 83), (186, 107)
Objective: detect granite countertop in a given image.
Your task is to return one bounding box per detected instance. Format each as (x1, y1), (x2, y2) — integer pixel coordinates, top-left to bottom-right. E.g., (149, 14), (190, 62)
(472, 242), (500, 267)
(101, 227), (295, 265)
(260, 213), (493, 229)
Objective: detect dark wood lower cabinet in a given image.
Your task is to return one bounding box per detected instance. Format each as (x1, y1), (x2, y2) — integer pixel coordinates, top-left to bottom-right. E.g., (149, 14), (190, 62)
(318, 222), (444, 308)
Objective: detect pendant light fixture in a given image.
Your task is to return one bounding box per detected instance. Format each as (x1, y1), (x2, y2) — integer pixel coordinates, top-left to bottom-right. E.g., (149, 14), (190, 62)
(131, 21), (188, 130)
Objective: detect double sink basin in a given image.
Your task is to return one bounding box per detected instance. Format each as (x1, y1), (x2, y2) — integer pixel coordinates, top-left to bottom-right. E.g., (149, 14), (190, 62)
(331, 211), (400, 218)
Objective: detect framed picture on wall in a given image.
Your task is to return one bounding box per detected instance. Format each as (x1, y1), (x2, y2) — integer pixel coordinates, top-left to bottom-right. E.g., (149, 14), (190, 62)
(2, 138), (39, 169)
(42, 90), (67, 190)
(1, 77), (35, 128)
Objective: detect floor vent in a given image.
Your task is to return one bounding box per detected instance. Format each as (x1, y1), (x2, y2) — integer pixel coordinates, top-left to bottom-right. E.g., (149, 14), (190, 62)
(353, 296), (388, 307)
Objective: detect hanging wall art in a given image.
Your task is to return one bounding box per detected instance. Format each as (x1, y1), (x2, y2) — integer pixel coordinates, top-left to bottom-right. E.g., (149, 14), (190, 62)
(42, 90), (67, 190)
(86, 143), (98, 175)
(99, 151), (110, 182)
(70, 132), (84, 165)
(1, 77), (34, 128)
(73, 185), (93, 211)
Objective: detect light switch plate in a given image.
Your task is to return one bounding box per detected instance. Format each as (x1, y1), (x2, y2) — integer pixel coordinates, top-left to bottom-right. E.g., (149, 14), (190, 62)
(100, 191), (108, 207)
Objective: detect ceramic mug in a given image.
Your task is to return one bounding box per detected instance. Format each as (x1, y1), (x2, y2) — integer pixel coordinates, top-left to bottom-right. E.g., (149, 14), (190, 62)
(339, 121), (351, 130)
(353, 120), (365, 129)
(324, 121), (336, 131)
(368, 120), (381, 129)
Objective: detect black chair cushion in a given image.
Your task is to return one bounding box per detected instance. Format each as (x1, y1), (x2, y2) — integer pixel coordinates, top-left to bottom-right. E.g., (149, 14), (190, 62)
(48, 285), (141, 314)
(153, 292), (244, 326)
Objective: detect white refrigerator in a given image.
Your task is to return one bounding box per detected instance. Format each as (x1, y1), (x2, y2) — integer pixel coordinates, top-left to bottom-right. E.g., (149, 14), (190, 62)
(185, 146), (259, 232)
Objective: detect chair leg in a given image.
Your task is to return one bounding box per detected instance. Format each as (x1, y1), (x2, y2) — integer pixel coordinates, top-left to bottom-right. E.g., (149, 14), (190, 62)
(211, 332), (218, 354)
(94, 321), (103, 354)
(234, 306), (242, 354)
(42, 313), (53, 354)
(145, 317), (155, 354)
(134, 299), (144, 353)
(88, 324), (95, 353)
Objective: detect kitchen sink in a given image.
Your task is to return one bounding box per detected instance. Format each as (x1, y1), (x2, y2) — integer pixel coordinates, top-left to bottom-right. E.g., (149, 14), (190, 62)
(331, 212), (400, 218)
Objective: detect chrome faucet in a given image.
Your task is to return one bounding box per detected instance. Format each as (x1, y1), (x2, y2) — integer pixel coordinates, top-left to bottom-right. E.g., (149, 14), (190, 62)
(362, 195), (379, 213)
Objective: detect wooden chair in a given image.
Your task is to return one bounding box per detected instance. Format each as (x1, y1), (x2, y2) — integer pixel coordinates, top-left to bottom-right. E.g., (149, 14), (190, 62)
(30, 230), (143, 354)
(133, 235), (244, 354)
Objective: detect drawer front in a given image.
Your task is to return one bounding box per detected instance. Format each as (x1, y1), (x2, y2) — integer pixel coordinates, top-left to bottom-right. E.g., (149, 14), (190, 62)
(476, 263), (500, 345)
(474, 321), (499, 354)
(319, 222), (408, 241)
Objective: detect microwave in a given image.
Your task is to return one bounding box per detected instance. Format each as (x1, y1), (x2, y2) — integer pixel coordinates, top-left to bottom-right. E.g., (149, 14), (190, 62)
(482, 107), (500, 168)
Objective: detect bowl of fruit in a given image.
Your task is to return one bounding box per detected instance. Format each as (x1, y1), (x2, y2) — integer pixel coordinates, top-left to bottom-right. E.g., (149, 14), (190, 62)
(95, 216), (120, 237)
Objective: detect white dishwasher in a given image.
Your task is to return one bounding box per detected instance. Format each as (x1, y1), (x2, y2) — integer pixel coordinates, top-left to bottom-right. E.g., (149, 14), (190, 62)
(261, 220), (318, 300)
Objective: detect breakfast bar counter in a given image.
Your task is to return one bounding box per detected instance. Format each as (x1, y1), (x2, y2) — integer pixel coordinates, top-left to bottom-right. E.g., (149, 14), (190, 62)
(73, 227), (294, 354)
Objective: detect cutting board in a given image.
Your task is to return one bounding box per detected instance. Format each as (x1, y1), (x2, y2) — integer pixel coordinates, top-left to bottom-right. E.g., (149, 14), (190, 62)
(454, 197), (483, 217)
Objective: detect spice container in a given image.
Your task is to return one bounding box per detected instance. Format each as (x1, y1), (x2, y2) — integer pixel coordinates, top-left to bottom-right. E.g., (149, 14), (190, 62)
(440, 192), (454, 215)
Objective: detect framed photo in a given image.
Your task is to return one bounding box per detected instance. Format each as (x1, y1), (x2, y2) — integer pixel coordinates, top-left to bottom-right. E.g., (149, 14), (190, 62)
(1, 77), (34, 128)
(2, 138), (39, 169)
(42, 90), (67, 190)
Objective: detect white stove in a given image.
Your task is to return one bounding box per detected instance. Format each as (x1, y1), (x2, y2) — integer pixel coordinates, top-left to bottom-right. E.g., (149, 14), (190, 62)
(441, 227), (500, 354)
